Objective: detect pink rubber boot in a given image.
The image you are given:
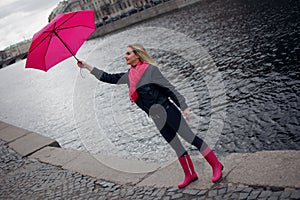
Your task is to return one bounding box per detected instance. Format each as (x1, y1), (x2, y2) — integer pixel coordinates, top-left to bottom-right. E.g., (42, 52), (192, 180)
(178, 154), (198, 188)
(201, 147), (223, 183)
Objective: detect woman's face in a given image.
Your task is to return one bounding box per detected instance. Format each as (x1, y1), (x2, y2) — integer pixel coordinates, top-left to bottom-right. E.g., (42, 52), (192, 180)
(125, 47), (139, 65)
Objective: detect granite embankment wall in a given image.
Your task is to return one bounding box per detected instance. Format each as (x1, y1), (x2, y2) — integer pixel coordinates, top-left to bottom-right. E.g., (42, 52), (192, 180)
(89, 0), (201, 39)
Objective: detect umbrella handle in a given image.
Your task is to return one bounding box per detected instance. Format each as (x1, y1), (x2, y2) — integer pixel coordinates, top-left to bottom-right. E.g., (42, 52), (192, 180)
(73, 55), (80, 61)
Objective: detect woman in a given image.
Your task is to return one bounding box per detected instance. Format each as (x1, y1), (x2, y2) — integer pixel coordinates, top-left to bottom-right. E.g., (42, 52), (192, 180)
(77, 44), (223, 188)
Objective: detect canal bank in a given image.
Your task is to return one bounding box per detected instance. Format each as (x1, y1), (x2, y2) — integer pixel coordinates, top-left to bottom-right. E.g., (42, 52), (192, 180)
(89, 0), (203, 39)
(1, 120), (299, 199)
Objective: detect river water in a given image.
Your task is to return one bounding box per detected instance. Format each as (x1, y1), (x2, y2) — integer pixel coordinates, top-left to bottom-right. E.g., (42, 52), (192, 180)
(0, 0), (299, 163)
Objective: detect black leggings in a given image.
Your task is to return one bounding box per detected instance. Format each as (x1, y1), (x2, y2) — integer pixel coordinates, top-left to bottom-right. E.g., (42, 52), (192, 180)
(149, 102), (208, 157)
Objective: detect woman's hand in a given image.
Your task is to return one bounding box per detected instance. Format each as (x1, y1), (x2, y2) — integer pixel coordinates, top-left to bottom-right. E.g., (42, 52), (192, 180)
(77, 60), (94, 72)
(77, 60), (85, 68)
(183, 108), (191, 122)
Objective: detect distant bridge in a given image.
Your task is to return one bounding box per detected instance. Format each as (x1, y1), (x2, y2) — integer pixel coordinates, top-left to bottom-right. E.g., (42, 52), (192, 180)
(0, 52), (28, 69)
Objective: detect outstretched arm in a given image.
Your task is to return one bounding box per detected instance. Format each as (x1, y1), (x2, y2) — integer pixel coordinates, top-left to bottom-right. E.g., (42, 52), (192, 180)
(77, 60), (127, 84)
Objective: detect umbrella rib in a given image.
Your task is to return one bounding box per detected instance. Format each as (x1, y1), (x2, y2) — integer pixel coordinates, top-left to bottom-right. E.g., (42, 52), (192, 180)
(43, 30), (55, 71)
(56, 12), (78, 30)
(28, 19), (60, 54)
(28, 31), (53, 53)
(57, 24), (96, 31)
(55, 11), (95, 32)
(30, 24), (93, 54)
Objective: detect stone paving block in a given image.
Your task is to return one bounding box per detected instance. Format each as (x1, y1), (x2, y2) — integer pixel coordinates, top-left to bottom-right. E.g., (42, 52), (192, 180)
(290, 190), (300, 199)
(281, 190), (291, 198)
(29, 146), (82, 167)
(239, 192), (250, 200)
(226, 150), (300, 188)
(8, 132), (59, 157)
(217, 187), (227, 195)
(250, 191), (263, 199)
(267, 196), (279, 200)
(182, 189), (200, 196)
(63, 151), (148, 185)
(0, 125), (30, 143)
(171, 193), (183, 199)
(197, 189), (208, 196)
(259, 190), (273, 198)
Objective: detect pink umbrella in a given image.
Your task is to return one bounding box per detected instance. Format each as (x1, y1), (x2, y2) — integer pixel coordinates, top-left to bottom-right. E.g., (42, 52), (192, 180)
(25, 10), (96, 72)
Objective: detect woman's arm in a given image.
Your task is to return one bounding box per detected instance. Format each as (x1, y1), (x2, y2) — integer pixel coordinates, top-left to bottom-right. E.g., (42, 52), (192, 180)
(151, 66), (191, 121)
(77, 60), (127, 84)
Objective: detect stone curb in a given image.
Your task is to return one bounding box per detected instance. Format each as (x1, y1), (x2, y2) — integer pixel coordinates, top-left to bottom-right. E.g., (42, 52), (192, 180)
(0, 122), (31, 143)
(0, 121), (60, 157)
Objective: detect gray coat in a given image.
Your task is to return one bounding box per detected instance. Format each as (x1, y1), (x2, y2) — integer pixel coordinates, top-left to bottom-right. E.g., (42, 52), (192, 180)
(91, 65), (188, 114)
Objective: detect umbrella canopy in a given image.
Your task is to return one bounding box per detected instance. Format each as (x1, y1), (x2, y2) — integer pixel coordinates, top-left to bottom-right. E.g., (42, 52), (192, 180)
(25, 10), (96, 72)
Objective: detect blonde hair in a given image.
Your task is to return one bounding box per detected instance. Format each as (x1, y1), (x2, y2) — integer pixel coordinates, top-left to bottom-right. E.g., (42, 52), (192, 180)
(128, 44), (156, 66)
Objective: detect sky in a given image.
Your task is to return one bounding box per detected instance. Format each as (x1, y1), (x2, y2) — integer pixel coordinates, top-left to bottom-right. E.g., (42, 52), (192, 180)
(0, 0), (61, 50)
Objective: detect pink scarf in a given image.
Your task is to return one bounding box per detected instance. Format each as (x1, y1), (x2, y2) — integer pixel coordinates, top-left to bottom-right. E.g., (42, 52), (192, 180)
(128, 61), (149, 102)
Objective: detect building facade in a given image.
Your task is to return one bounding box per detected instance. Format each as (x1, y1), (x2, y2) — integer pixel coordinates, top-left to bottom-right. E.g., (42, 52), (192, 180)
(0, 51), (7, 61)
(49, 0), (149, 23)
(3, 40), (31, 59)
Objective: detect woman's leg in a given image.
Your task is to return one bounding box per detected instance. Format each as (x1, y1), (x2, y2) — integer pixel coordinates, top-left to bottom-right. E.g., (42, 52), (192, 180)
(150, 104), (197, 188)
(150, 105), (187, 157)
(161, 103), (207, 151)
(164, 103), (224, 183)
(159, 124), (198, 188)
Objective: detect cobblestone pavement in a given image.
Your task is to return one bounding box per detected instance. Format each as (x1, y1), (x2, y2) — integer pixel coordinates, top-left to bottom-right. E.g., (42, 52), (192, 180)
(1, 140), (299, 200)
